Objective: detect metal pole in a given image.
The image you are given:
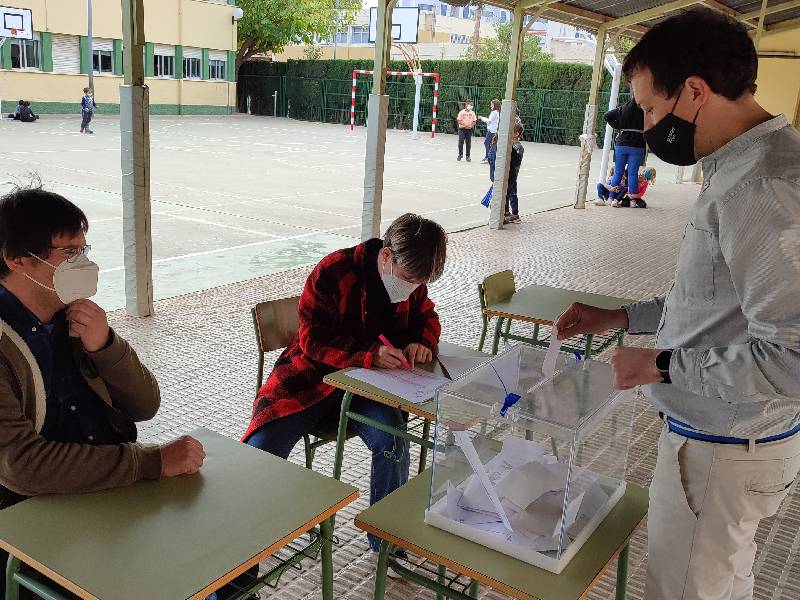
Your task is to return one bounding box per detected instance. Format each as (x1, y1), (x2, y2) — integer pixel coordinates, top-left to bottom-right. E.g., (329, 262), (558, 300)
(87, 0), (94, 91)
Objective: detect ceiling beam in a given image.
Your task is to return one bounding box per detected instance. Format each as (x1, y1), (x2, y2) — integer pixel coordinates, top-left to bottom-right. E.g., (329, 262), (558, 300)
(764, 15), (800, 35)
(544, 3), (648, 33)
(739, 0), (800, 21)
(701, 0), (752, 25)
(604, 0), (705, 30)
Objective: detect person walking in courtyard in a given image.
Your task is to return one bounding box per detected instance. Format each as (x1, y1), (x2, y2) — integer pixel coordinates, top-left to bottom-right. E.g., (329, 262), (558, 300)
(555, 9), (800, 600)
(456, 101), (477, 162)
(479, 99), (501, 163)
(80, 87), (96, 134)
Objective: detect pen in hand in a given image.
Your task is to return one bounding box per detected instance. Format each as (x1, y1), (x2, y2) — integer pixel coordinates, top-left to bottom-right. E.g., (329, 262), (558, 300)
(378, 334), (412, 370)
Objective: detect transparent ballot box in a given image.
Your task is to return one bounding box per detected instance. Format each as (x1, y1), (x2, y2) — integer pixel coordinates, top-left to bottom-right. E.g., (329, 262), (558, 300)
(425, 345), (634, 573)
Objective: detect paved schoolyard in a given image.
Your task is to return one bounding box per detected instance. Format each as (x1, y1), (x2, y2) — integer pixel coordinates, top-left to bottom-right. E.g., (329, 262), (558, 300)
(0, 114), (665, 311)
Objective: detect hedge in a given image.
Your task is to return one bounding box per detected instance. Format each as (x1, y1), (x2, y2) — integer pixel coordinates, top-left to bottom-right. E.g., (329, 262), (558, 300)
(237, 59), (629, 146)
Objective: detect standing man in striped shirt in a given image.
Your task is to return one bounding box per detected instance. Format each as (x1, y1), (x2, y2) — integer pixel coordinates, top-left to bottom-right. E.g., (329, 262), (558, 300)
(555, 9), (800, 599)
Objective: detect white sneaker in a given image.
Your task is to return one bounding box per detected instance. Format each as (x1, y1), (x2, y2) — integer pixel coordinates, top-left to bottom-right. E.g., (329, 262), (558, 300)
(610, 200), (621, 208)
(593, 199), (607, 206)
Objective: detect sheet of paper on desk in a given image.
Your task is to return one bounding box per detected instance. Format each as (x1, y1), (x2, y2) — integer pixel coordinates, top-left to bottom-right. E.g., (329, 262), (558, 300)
(438, 355), (487, 380)
(346, 367), (450, 404)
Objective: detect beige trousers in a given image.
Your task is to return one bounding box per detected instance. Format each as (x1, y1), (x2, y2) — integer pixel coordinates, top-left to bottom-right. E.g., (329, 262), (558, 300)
(646, 427), (800, 600)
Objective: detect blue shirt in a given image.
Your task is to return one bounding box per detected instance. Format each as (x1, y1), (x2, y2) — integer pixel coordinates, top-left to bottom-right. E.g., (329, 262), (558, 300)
(0, 285), (120, 445)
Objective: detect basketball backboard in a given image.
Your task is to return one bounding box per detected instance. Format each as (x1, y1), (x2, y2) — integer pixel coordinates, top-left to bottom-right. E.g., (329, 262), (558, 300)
(0, 6), (33, 39)
(369, 6), (419, 44)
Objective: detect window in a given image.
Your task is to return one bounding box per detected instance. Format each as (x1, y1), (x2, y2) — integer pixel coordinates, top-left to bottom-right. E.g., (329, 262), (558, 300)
(209, 59), (226, 80)
(351, 25), (369, 44)
(462, 7), (470, 18)
(10, 37), (39, 69)
(500, 11), (508, 23)
(439, 4), (447, 16)
(154, 54), (174, 77)
(183, 56), (201, 79)
(450, 34), (467, 44)
(92, 49), (113, 73)
(418, 3), (433, 11)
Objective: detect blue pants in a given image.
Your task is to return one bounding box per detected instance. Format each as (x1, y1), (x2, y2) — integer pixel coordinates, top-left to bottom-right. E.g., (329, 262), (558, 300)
(507, 176), (519, 215)
(597, 182), (627, 201)
(484, 132), (495, 159)
(246, 391), (410, 552)
(80, 110), (93, 130)
(610, 145), (644, 195)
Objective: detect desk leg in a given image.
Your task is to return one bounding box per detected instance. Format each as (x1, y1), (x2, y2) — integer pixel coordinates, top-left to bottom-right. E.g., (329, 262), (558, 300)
(5, 555), (20, 600)
(419, 419), (431, 474)
(436, 564), (446, 600)
(373, 541), (391, 600)
(321, 517), (334, 600)
(491, 317), (505, 355)
(615, 544), (630, 600)
(584, 334), (594, 360)
(333, 392), (353, 481)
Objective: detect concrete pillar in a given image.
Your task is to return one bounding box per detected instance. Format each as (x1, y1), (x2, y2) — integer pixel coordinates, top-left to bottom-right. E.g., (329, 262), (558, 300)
(573, 26), (607, 209)
(597, 62), (622, 184)
(120, 0), (153, 317)
(360, 0), (397, 240)
(489, 5), (527, 230)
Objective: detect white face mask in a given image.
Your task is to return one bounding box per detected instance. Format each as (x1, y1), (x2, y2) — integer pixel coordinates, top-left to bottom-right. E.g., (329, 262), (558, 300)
(466, 105), (473, 111)
(380, 259), (420, 304)
(26, 252), (99, 304)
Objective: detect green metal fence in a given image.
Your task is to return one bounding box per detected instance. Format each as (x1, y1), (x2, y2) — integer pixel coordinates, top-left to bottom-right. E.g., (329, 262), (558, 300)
(237, 74), (631, 147)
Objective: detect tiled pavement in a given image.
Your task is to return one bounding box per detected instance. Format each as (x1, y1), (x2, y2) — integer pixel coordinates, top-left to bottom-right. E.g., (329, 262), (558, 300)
(108, 184), (800, 599)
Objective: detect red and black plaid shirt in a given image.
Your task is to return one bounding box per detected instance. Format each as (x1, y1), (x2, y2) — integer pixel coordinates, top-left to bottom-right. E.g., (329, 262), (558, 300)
(243, 240), (440, 441)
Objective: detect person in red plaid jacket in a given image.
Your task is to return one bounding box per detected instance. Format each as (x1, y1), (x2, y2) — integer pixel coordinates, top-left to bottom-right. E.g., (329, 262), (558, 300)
(243, 213), (447, 553)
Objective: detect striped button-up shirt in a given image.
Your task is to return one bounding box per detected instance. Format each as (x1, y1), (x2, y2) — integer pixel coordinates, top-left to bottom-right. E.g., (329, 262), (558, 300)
(625, 115), (800, 439)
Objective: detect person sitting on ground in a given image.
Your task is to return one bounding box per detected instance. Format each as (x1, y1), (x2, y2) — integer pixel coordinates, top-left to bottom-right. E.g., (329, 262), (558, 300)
(595, 167), (628, 206)
(6, 100), (24, 120)
(242, 213), (446, 558)
(16, 101), (38, 123)
(0, 185), (206, 595)
(504, 122), (525, 224)
(619, 166), (657, 208)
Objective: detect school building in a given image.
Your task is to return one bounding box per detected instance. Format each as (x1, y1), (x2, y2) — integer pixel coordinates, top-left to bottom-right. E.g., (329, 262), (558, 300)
(0, 0), (238, 115)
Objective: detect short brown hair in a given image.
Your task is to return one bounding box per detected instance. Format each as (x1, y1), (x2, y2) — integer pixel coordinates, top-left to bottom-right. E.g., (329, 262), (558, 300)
(491, 99), (501, 111)
(383, 214), (447, 283)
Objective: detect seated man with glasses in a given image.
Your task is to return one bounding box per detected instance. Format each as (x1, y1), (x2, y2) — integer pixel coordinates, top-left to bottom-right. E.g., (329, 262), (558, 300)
(0, 185), (207, 597)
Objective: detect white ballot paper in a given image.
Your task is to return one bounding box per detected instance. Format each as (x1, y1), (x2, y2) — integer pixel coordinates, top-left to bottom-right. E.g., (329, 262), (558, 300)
(542, 328), (560, 377)
(495, 460), (568, 510)
(347, 367), (450, 404)
(453, 430), (512, 531)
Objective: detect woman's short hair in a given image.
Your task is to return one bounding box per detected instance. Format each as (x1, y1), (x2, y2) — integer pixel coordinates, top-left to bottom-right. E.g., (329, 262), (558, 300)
(383, 214), (447, 283)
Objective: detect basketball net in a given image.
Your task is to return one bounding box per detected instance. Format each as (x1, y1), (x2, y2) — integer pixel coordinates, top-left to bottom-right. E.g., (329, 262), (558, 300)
(9, 28), (18, 37)
(393, 43), (425, 139)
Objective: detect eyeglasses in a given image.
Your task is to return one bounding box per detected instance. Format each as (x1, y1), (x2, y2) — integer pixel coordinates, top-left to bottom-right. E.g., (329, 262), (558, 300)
(50, 245), (91, 263)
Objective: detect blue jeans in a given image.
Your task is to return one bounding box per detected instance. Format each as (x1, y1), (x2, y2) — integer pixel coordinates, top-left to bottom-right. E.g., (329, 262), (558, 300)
(506, 176), (519, 215)
(611, 145), (645, 195)
(80, 110), (93, 130)
(597, 182), (627, 201)
(484, 132), (495, 159)
(246, 391), (410, 552)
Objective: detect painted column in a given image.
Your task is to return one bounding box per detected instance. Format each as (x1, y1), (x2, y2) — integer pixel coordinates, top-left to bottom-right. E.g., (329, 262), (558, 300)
(573, 25), (607, 210)
(120, 0), (154, 317)
(79, 36), (90, 74)
(201, 48), (210, 80)
(144, 42), (154, 77)
(597, 61), (622, 185)
(489, 5), (526, 230)
(174, 45), (184, 79)
(360, 0), (398, 241)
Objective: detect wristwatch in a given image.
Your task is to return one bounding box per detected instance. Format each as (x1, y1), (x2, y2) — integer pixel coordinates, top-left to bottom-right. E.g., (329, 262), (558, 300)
(655, 350), (673, 384)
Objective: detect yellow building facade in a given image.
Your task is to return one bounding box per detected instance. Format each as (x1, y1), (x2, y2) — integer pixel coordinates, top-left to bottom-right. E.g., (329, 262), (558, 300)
(755, 28), (800, 127)
(0, 0), (238, 114)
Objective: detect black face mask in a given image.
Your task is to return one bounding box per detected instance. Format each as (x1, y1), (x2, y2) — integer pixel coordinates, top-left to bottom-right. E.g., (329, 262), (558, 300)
(644, 86), (702, 166)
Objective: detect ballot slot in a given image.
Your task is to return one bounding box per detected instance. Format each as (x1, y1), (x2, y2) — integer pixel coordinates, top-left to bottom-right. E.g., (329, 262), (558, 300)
(426, 344), (635, 574)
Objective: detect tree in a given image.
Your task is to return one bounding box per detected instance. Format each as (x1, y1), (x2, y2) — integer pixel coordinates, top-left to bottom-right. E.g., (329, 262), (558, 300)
(468, 22), (552, 62)
(235, 0), (360, 73)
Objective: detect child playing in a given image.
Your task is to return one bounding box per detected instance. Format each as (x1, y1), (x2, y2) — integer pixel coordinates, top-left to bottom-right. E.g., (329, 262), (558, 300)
(478, 99), (501, 163)
(595, 167), (628, 206)
(80, 87), (96, 134)
(505, 122), (525, 223)
(617, 166), (656, 208)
